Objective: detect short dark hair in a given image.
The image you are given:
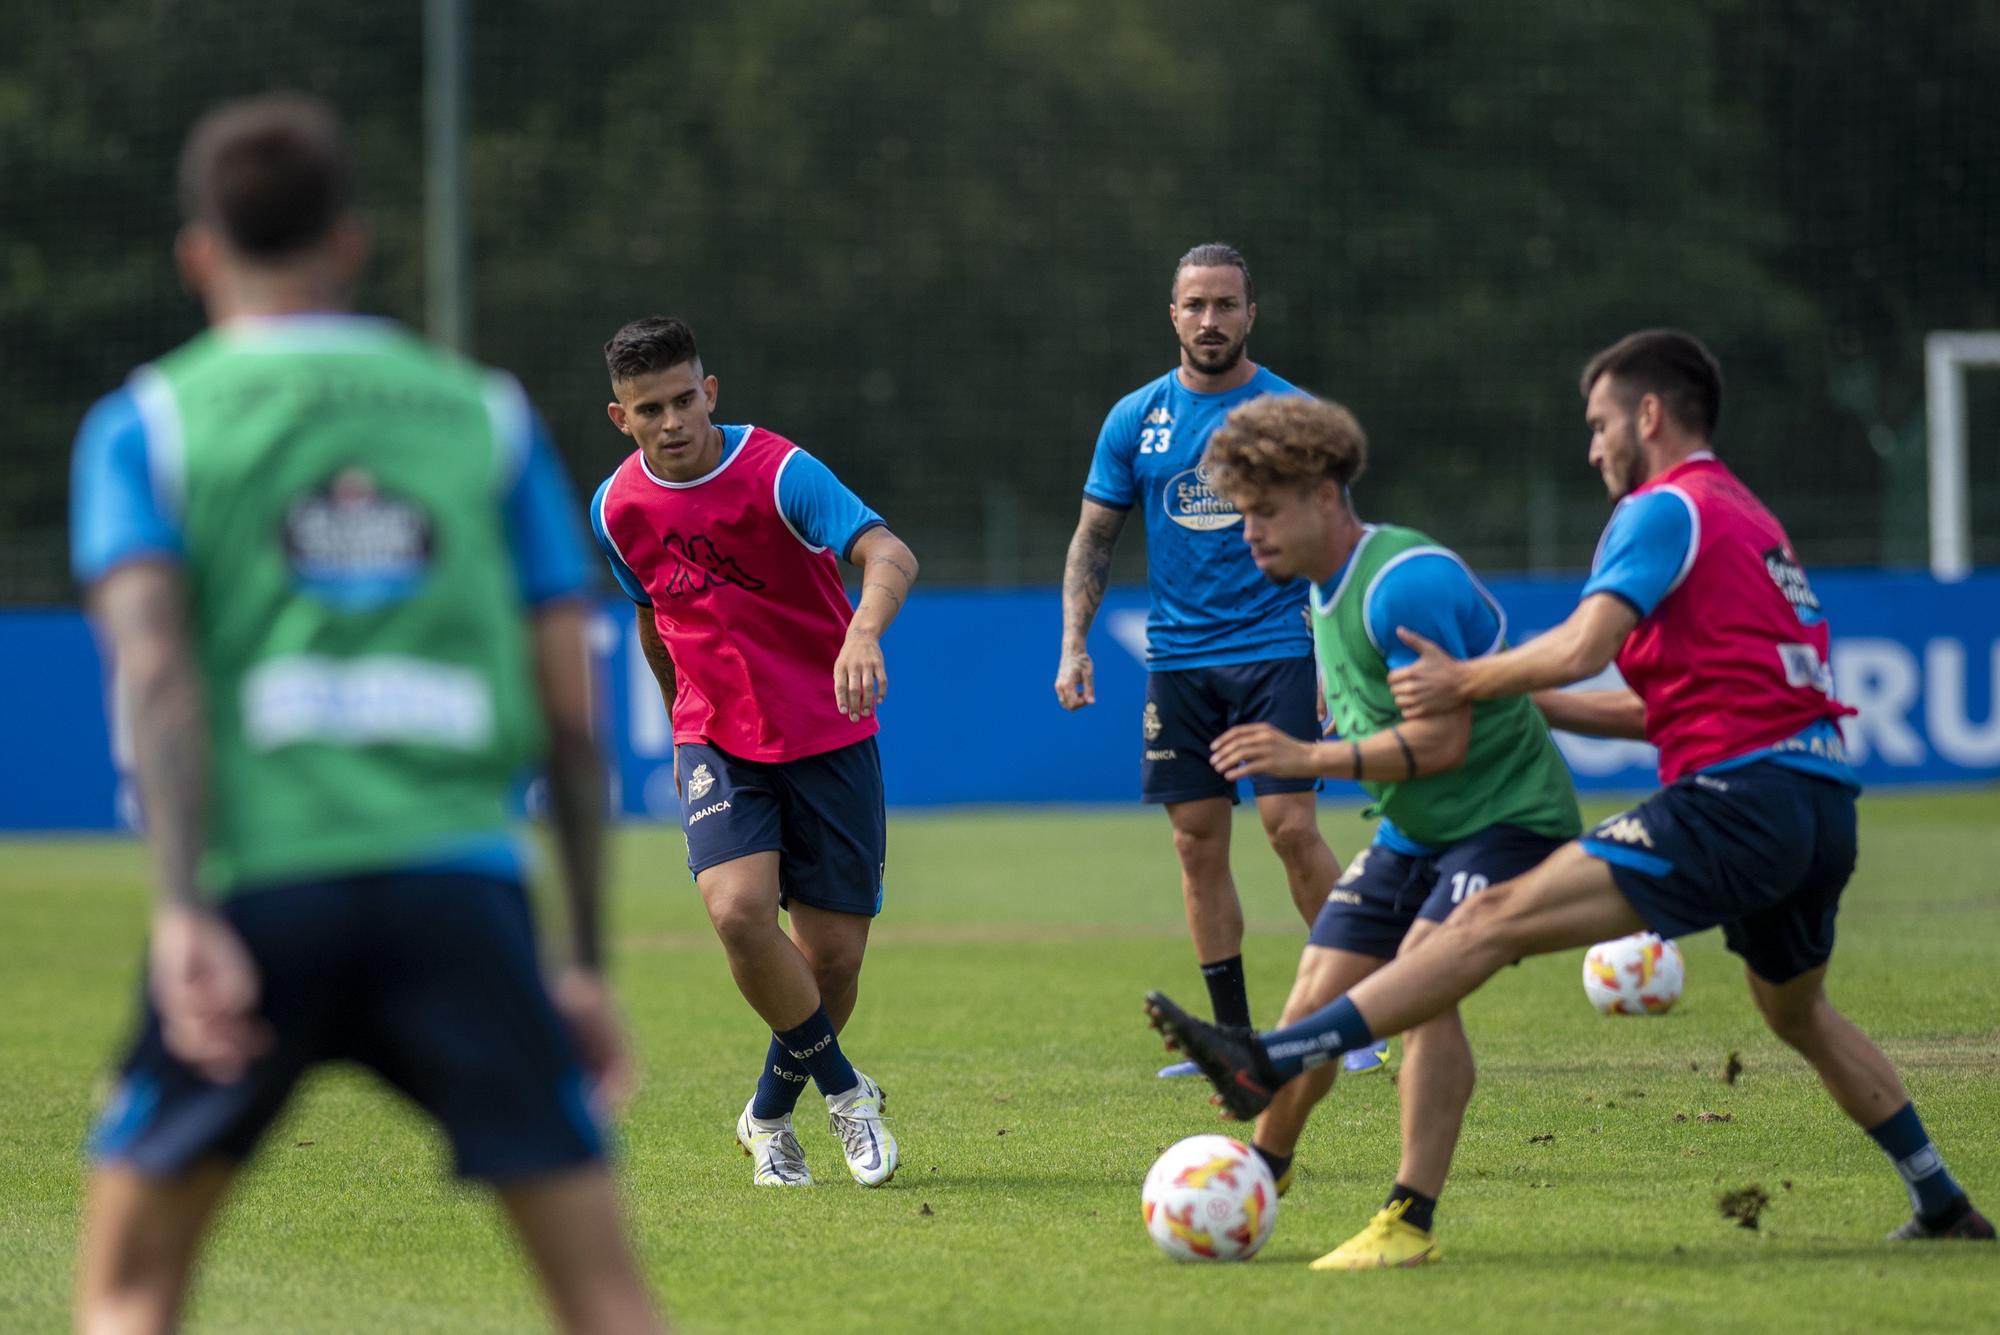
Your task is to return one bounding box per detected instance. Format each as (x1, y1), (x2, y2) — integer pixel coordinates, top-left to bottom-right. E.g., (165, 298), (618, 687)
(1171, 242), (1255, 305)
(604, 316), (702, 384)
(177, 93), (351, 259)
(1205, 395), (1367, 495)
(1580, 329), (1723, 439)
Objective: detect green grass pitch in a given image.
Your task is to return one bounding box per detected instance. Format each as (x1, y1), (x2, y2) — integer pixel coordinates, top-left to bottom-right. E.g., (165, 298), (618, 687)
(4, 791), (1997, 1332)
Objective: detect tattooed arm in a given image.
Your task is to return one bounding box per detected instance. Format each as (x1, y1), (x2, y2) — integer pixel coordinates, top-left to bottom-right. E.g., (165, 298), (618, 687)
(92, 559), (267, 1080)
(94, 561), (206, 907)
(834, 526), (919, 722)
(633, 606), (677, 717)
(1055, 498), (1128, 710)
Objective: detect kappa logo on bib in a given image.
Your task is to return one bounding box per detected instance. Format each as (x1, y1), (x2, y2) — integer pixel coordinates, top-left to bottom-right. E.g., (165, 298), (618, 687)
(1161, 464), (1242, 532)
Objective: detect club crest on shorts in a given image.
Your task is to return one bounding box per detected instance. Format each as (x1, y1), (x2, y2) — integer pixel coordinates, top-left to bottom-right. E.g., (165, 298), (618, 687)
(1143, 701), (1163, 741)
(687, 763), (716, 801)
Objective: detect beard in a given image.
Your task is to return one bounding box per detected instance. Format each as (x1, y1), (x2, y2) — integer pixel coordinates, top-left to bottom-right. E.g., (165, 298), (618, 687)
(1603, 424), (1647, 500)
(1183, 333), (1246, 375)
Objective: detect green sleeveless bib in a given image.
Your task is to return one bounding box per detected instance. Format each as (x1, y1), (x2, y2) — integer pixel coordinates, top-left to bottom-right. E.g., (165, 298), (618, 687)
(137, 319), (544, 893)
(1313, 525), (1580, 847)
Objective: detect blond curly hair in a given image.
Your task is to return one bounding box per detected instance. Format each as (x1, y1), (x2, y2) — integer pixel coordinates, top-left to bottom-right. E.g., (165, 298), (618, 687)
(1203, 394), (1367, 496)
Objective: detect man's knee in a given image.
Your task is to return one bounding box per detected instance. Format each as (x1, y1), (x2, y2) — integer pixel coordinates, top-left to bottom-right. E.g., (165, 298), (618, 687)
(1751, 978), (1828, 1052)
(809, 947), (864, 999)
(1402, 1009), (1474, 1074)
(1440, 882), (1512, 940)
(1171, 822), (1229, 878)
(706, 892), (776, 953)
(1262, 814), (1325, 870)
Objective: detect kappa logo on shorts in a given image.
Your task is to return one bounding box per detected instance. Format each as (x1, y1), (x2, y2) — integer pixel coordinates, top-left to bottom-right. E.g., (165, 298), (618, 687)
(1595, 813), (1655, 848)
(686, 763), (716, 801)
(1143, 701), (1163, 741)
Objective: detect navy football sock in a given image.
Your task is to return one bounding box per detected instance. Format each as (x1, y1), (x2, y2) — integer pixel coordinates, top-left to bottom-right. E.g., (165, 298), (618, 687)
(1867, 1102), (1967, 1222)
(775, 1004), (860, 1099)
(1254, 1145), (1293, 1184)
(1258, 996), (1373, 1081)
(1386, 1182), (1438, 1233)
(750, 1035), (812, 1120)
(1200, 954), (1252, 1029)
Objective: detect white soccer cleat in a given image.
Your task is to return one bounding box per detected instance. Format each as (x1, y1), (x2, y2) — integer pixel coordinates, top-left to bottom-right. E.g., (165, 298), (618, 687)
(736, 1100), (813, 1186)
(825, 1072), (898, 1187)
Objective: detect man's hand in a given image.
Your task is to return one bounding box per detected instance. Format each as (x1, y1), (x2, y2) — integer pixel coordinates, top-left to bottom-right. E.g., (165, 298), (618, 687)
(1209, 722), (1322, 780)
(1389, 628), (1471, 719)
(834, 627), (887, 722)
(1054, 649), (1096, 711)
(149, 904), (269, 1083)
(552, 967), (634, 1120)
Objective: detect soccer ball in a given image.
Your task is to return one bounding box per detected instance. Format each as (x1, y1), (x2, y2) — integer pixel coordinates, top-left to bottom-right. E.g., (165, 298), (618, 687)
(1140, 1133), (1278, 1262)
(1581, 931), (1686, 1015)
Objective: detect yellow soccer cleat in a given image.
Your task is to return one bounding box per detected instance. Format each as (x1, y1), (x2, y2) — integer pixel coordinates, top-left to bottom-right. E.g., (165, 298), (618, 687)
(1274, 1166), (1293, 1199)
(1308, 1199), (1442, 1270)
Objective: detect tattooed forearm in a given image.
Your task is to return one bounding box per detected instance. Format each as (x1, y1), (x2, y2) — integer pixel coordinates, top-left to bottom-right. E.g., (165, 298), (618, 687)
(862, 579), (906, 613)
(634, 608), (677, 711)
(95, 565), (206, 911)
(848, 533), (919, 637)
(877, 552), (917, 588)
(1061, 504), (1125, 649)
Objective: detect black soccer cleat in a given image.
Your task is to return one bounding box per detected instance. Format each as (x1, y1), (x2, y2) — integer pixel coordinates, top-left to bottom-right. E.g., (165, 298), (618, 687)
(1887, 1202), (1996, 1242)
(1143, 990), (1283, 1121)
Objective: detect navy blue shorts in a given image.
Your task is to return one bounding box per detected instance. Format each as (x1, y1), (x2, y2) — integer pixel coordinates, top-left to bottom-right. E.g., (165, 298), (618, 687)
(677, 737), (887, 917)
(87, 872), (602, 1182)
(1309, 824), (1570, 958)
(1142, 657), (1319, 804)
(1580, 762), (1858, 984)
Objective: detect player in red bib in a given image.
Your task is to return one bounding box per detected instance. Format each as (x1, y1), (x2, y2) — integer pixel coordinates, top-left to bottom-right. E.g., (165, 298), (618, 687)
(1145, 330), (1990, 1246)
(591, 317), (917, 1188)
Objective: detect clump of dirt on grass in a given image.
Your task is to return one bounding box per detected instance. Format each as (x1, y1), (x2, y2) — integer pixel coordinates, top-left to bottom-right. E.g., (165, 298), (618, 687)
(1717, 1184), (1770, 1229)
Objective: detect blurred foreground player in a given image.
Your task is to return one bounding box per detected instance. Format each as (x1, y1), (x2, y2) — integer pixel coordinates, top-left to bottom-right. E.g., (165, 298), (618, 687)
(1146, 329), (1991, 1247)
(70, 95), (665, 1333)
(592, 317), (916, 1188)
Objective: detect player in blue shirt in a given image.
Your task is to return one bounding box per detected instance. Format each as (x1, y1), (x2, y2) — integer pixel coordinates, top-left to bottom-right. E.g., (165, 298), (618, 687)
(1055, 244), (1347, 1042)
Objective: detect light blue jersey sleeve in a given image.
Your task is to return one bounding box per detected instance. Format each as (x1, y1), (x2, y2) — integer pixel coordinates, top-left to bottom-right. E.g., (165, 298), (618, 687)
(776, 448), (885, 560)
(589, 475), (652, 606)
(502, 410), (595, 606)
(1081, 396), (1142, 510)
(70, 387), (183, 584)
(1581, 489), (1696, 618)
(1368, 550), (1505, 669)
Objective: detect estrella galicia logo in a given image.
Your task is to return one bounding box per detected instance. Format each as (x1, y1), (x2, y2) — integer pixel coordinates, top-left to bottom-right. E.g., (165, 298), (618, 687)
(660, 533), (765, 598)
(1162, 463), (1242, 532)
(1761, 545), (1823, 625)
(283, 468), (433, 609)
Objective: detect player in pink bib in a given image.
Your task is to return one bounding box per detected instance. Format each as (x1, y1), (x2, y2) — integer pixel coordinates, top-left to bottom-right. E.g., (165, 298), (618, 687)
(1145, 330), (1989, 1245)
(591, 317), (918, 1188)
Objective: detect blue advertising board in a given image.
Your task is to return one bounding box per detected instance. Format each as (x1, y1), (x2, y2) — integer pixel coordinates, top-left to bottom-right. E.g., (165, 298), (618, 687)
(7, 571), (1995, 831)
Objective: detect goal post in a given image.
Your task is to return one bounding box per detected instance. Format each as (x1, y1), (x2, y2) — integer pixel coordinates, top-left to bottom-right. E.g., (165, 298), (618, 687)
(1925, 330), (2000, 580)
